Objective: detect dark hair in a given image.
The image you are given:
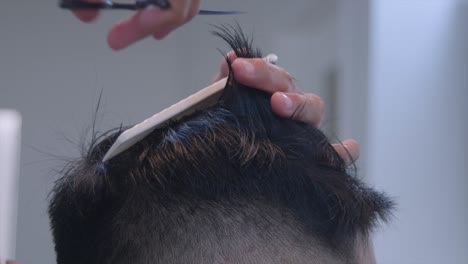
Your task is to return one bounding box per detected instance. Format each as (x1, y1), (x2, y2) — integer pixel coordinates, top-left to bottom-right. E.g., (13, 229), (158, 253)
(48, 24), (393, 264)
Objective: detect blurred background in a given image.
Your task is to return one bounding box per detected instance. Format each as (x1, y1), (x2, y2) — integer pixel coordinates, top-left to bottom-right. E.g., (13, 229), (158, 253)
(0, 0), (467, 263)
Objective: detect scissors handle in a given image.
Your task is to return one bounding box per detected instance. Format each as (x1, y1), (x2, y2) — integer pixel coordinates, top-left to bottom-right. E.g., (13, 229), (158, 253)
(60, 0), (242, 15)
(60, 0), (170, 10)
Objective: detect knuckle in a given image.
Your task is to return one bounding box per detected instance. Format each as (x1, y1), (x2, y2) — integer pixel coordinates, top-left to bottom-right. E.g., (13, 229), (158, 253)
(269, 64), (292, 92)
(283, 71), (294, 83)
(290, 95), (308, 120)
(307, 94), (323, 107)
(253, 58), (269, 69)
(305, 94), (325, 125)
(165, 10), (186, 26)
(251, 58), (270, 79)
(282, 71), (295, 92)
(280, 82), (292, 93)
(313, 94), (325, 114)
(188, 6), (199, 18)
(172, 14), (186, 25)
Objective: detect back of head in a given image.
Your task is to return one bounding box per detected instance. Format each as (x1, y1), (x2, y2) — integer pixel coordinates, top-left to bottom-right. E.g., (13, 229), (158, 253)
(48, 25), (393, 264)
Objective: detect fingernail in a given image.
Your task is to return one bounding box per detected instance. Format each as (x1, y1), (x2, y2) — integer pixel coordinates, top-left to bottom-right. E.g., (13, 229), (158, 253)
(280, 93), (293, 114)
(236, 60), (254, 76)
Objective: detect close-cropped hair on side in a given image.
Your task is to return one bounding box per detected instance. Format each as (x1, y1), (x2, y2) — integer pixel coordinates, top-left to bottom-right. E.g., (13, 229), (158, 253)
(48, 24), (394, 264)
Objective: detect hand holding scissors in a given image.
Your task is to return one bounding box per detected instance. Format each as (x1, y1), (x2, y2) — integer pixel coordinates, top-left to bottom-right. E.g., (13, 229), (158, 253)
(61, 0), (240, 50)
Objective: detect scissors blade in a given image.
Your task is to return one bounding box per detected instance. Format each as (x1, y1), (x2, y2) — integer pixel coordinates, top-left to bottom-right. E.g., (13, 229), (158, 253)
(199, 10), (244, 15)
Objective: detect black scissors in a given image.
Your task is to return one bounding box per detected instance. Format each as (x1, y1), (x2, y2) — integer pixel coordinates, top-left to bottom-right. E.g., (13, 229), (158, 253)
(60, 0), (242, 15)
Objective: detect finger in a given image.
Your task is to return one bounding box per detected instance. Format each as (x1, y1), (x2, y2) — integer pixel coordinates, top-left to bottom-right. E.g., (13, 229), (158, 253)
(153, 0), (200, 40)
(231, 58), (300, 94)
(72, 0), (100, 22)
(211, 51), (238, 84)
(186, 0), (202, 23)
(332, 139), (360, 165)
(107, 9), (162, 50)
(73, 10), (99, 22)
(107, 3), (182, 50)
(271, 92), (325, 127)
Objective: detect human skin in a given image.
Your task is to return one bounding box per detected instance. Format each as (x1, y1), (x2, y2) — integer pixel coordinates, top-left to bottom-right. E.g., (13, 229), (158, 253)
(73, 0), (201, 50)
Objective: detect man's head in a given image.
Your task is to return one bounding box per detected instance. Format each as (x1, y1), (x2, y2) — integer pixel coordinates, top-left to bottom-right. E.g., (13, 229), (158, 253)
(48, 25), (393, 264)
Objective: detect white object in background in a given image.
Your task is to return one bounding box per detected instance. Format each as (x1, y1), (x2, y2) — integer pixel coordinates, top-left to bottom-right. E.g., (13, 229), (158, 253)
(0, 110), (22, 261)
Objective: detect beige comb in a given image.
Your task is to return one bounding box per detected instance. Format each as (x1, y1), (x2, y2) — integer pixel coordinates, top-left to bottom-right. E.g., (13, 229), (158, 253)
(102, 54), (278, 162)
(102, 77), (227, 162)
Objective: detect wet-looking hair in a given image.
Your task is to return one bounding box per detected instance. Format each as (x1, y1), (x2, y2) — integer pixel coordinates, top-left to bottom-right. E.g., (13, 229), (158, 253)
(48, 25), (393, 264)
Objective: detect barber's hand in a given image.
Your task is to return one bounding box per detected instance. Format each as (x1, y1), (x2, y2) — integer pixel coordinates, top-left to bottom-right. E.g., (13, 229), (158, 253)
(73, 0), (201, 50)
(212, 52), (360, 165)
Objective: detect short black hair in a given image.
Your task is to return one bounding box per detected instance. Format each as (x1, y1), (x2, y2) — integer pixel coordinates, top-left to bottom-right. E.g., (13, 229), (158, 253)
(48, 24), (393, 264)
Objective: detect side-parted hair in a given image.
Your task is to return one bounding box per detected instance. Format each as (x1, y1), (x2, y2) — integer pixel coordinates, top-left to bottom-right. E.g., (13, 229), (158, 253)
(48, 24), (393, 264)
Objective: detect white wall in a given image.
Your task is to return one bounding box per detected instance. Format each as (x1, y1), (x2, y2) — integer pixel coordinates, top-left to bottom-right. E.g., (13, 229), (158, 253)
(368, 1), (468, 263)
